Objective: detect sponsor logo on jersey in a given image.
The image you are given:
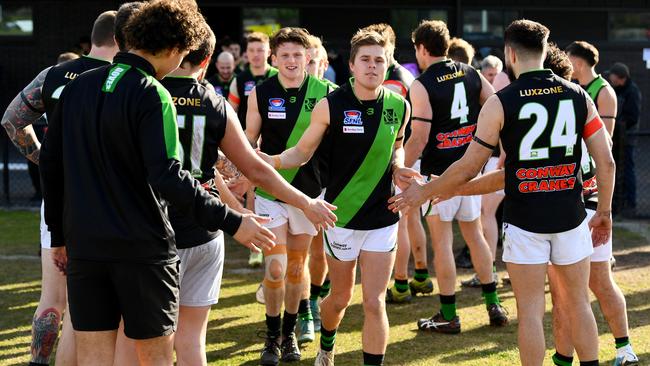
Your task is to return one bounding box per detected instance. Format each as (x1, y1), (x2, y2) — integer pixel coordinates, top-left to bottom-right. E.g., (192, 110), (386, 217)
(519, 86), (564, 97)
(289, 96), (297, 103)
(244, 81), (255, 96)
(330, 241), (351, 251)
(304, 98), (317, 111)
(268, 98), (286, 112)
(383, 108), (399, 124)
(436, 70), (465, 83)
(436, 125), (476, 149)
(516, 163), (578, 193)
(343, 126), (364, 134)
(343, 110), (363, 125)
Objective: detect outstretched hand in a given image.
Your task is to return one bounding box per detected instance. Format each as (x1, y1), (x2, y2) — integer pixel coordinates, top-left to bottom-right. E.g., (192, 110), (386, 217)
(303, 199), (337, 231)
(388, 177), (430, 213)
(233, 214), (277, 252)
(393, 167), (422, 190)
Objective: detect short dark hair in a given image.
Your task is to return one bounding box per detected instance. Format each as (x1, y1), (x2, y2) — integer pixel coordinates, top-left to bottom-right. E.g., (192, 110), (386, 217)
(57, 52), (80, 64)
(411, 20), (450, 57)
(183, 24), (215, 66)
(124, 0), (207, 55)
(91, 11), (117, 48)
(363, 23), (396, 61)
(504, 19), (549, 56)
(609, 62), (630, 79)
(565, 41), (599, 67)
(270, 27), (311, 55)
(349, 29), (386, 63)
(115, 2), (143, 51)
(544, 43), (573, 80)
(246, 32), (270, 45)
(448, 37), (475, 64)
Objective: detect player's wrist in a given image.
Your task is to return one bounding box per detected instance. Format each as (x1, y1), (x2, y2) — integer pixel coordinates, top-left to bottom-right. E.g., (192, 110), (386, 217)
(595, 209), (612, 217)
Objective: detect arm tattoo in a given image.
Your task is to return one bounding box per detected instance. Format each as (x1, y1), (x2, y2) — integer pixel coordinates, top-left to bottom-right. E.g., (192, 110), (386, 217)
(1, 67), (50, 164)
(30, 307), (61, 364)
(215, 149), (242, 181)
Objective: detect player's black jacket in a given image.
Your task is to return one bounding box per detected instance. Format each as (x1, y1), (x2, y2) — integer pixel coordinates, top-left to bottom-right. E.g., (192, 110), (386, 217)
(417, 59), (482, 175)
(498, 69), (589, 233)
(40, 52), (242, 264)
(161, 76), (228, 249)
(42, 55), (110, 118)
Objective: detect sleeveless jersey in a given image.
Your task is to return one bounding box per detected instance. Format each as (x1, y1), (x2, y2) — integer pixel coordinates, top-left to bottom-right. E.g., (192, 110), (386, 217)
(417, 59), (482, 175)
(384, 63), (415, 98)
(255, 73), (329, 201)
(161, 76), (228, 249)
(232, 65), (277, 130)
(580, 75), (610, 209)
(42, 55), (110, 118)
(324, 80), (406, 230)
(498, 69), (590, 233)
(207, 74), (233, 100)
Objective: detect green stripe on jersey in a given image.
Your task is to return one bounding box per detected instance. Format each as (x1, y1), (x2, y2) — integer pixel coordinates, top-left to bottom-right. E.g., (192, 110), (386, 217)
(137, 68), (181, 161)
(332, 89), (405, 227)
(257, 75), (328, 200)
(102, 63), (131, 93)
(586, 75), (607, 102)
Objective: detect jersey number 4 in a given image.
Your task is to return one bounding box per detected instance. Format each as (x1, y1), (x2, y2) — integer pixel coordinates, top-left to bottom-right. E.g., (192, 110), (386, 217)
(176, 114), (206, 176)
(450, 82), (470, 124)
(518, 100), (577, 161)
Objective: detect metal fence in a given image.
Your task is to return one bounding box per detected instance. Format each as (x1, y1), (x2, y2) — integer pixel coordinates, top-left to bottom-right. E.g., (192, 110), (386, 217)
(1, 130), (649, 217)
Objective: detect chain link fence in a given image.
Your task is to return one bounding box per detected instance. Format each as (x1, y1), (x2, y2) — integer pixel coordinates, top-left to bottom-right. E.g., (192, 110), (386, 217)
(2, 129), (649, 217)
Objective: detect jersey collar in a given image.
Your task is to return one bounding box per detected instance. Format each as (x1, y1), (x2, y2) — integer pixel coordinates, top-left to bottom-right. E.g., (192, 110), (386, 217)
(348, 77), (383, 104)
(518, 68), (552, 78)
(113, 52), (156, 77)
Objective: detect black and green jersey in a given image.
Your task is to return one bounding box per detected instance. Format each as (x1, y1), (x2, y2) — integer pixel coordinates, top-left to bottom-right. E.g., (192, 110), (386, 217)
(161, 76), (229, 249)
(324, 79), (406, 230)
(255, 73), (329, 200)
(229, 65), (278, 130)
(580, 74), (610, 208)
(40, 52), (241, 263)
(42, 55), (110, 118)
(384, 63), (415, 98)
(206, 74), (234, 100)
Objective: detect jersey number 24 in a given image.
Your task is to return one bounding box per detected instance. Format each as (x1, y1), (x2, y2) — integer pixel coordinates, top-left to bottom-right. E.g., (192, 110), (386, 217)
(518, 100), (577, 161)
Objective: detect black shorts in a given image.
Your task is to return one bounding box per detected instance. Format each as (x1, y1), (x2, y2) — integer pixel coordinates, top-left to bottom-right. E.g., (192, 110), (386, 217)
(66, 259), (180, 339)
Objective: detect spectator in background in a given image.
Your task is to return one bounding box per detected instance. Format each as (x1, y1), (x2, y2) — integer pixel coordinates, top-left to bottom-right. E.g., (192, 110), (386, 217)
(608, 62), (642, 215)
(480, 55), (503, 84)
(222, 37), (245, 74)
(207, 51), (236, 99)
(448, 37), (475, 64)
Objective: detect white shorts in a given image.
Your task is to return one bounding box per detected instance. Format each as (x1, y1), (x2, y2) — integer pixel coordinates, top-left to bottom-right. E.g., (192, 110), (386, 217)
(482, 157), (505, 196)
(323, 223), (398, 262)
(421, 195), (481, 222)
(177, 234), (224, 306)
(40, 201), (52, 249)
(502, 217), (593, 265)
(255, 196), (317, 236)
(586, 209), (612, 262)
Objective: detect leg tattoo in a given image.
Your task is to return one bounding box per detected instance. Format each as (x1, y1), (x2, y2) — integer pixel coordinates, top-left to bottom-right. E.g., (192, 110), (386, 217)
(30, 307), (61, 364)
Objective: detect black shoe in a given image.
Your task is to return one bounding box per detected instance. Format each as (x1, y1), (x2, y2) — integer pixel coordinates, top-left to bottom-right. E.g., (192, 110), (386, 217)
(280, 333), (301, 362)
(487, 303), (508, 327)
(417, 312), (461, 334)
(455, 246), (472, 269)
(260, 334), (281, 366)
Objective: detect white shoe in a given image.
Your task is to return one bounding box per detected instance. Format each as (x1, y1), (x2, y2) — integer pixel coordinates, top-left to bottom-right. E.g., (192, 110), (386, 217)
(614, 344), (639, 366)
(256, 283), (265, 304)
(314, 348), (335, 366)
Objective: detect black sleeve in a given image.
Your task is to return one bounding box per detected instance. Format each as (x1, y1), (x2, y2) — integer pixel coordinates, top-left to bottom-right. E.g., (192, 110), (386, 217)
(138, 88), (242, 235)
(39, 84), (66, 247)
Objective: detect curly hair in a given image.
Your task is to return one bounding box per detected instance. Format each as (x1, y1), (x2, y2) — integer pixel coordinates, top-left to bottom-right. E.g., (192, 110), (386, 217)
(123, 0), (207, 55)
(544, 43), (573, 81)
(183, 23), (215, 66)
(270, 27), (311, 55)
(411, 20), (450, 57)
(349, 29), (386, 63)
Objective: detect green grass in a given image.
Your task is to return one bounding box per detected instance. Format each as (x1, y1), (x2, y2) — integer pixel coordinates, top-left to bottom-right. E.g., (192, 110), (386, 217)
(0, 210), (649, 365)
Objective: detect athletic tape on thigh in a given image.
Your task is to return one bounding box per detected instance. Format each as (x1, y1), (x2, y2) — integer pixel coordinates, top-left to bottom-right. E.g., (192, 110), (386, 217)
(286, 249), (308, 284)
(263, 245), (287, 289)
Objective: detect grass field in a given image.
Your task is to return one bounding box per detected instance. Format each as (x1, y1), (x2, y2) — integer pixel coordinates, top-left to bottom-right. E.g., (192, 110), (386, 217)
(0, 209), (648, 365)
